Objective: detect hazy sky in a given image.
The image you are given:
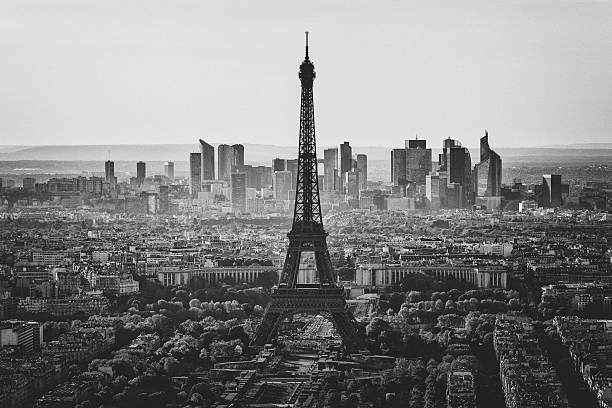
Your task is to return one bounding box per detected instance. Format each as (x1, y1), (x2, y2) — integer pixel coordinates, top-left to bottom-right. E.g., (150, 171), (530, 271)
(1, 0), (611, 148)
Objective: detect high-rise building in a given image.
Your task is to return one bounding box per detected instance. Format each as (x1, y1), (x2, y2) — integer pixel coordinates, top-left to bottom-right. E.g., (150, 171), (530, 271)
(340, 142), (352, 173)
(356, 154), (367, 191)
(323, 148), (338, 192)
(199, 139), (215, 181)
(104, 160), (114, 183)
(231, 172), (247, 214)
(285, 159), (299, 188)
(233, 144), (244, 168)
(345, 171), (360, 199)
(218, 144), (231, 181)
(164, 161), (175, 182)
(391, 148), (407, 185)
(218, 144), (244, 181)
(189, 153), (202, 197)
(542, 174), (562, 207)
(405, 138), (432, 185)
(158, 185), (169, 213)
(439, 138), (461, 172)
(273, 171), (293, 200)
(448, 145), (473, 207)
(272, 158), (286, 172)
(136, 161), (146, 183)
(473, 131), (502, 197)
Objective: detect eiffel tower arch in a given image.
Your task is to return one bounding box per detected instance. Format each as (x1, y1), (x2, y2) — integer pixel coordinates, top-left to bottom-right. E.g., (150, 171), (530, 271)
(252, 33), (364, 352)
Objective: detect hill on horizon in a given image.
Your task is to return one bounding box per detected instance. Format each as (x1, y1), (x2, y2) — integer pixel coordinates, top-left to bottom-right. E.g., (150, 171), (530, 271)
(1, 142), (612, 163)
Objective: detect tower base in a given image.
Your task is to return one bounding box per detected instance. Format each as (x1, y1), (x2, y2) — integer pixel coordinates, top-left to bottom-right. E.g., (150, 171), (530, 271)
(252, 286), (365, 352)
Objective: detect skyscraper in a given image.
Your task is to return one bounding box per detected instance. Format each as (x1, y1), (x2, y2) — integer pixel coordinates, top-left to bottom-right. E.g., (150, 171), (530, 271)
(217, 144), (232, 181)
(356, 154), (367, 191)
(272, 158), (286, 172)
(439, 138), (461, 172)
(340, 141), (352, 173)
(285, 159), (299, 189)
(448, 146), (473, 207)
(273, 171), (293, 200)
(391, 148), (407, 185)
(189, 152), (202, 197)
(426, 174), (441, 210)
(323, 148), (338, 192)
(104, 160), (114, 183)
(232, 144), (244, 168)
(231, 172), (247, 214)
(164, 161), (174, 182)
(542, 174), (562, 207)
(473, 131), (502, 197)
(218, 144), (244, 181)
(136, 161), (146, 183)
(199, 139), (215, 181)
(405, 138), (432, 185)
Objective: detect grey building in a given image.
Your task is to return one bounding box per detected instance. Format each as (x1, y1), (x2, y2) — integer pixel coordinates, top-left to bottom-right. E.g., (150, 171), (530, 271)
(189, 152), (202, 197)
(199, 139), (215, 181)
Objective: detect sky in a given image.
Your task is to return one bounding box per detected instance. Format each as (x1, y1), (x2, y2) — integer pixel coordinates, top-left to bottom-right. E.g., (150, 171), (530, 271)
(0, 0), (610, 148)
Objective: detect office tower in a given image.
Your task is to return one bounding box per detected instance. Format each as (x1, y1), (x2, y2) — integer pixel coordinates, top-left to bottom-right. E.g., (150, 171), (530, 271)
(345, 171), (360, 199)
(391, 148), (407, 185)
(217, 144), (232, 181)
(323, 148), (338, 192)
(542, 174), (562, 207)
(448, 146), (473, 207)
(439, 138), (461, 172)
(104, 160), (114, 183)
(231, 172), (247, 214)
(233, 144), (244, 167)
(136, 161), (146, 183)
(258, 166), (273, 188)
(405, 138), (432, 185)
(218, 144), (244, 181)
(356, 154), (367, 191)
(285, 159), (299, 188)
(22, 177), (36, 192)
(158, 185), (169, 213)
(273, 171), (293, 200)
(426, 174), (447, 210)
(189, 153), (202, 197)
(199, 139), (215, 181)
(164, 161), (175, 182)
(340, 141), (352, 173)
(473, 131), (502, 197)
(272, 158), (286, 172)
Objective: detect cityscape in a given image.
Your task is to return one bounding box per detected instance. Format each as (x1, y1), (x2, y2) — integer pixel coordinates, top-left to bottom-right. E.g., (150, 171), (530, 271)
(1, 2), (612, 408)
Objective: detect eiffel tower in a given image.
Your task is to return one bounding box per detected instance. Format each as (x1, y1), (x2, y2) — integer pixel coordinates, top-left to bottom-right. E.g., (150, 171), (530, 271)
(252, 33), (364, 351)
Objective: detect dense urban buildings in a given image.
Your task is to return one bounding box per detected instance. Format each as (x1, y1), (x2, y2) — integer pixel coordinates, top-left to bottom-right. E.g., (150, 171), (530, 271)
(1, 37), (611, 408)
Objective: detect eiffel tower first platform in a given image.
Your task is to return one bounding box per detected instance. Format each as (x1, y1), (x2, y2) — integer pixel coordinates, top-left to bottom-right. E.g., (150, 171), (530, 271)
(252, 33), (365, 352)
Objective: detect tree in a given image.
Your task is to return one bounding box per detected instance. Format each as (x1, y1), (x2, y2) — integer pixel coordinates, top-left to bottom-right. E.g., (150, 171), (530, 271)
(365, 317), (391, 338)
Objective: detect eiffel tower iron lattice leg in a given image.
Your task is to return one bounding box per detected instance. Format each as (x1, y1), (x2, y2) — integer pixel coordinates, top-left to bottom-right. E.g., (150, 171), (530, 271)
(252, 33), (364, 352)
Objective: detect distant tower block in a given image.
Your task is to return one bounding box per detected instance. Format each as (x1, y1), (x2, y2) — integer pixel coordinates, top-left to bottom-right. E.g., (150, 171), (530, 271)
(252, 33), (364, 352)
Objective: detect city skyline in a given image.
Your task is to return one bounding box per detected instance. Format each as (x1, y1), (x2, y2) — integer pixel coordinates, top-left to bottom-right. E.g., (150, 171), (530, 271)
(1, 1), (611, 148)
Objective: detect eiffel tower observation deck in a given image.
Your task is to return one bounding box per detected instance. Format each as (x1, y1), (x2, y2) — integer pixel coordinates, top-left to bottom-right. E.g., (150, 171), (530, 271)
(252, 33), (364, 351)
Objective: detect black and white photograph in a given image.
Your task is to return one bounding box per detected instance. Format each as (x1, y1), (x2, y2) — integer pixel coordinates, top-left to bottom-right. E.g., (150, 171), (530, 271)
(0, 1), (611, 407)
